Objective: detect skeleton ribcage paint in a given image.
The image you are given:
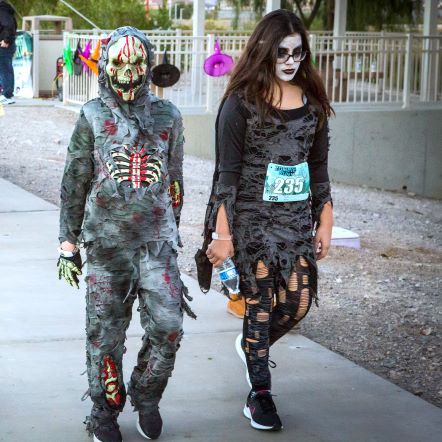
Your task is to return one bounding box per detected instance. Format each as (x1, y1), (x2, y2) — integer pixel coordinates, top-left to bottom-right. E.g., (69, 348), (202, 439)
(106, 146), (162, 189)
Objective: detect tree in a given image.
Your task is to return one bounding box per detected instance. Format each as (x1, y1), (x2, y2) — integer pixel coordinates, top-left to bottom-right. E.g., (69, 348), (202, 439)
(9, 0), (58, 19)
(176, 2), (193, 20)
(281, 0), (421, 31)
(251, 0), (266, 21)
(54, 0), (148, 30)
(145, 0), (172, 30)
(226, 0), (247, 29)
(10, 0), (149, 29)
(225, 0), (266, 29)
(346, 0), (421, 31)
(281, 0), (323, 29)
(293, 0), (323, 29)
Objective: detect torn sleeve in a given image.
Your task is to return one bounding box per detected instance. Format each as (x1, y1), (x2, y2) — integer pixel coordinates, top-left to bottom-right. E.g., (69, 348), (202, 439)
(308, 119), (332, 226)
(207, 95), (246, 233)
(207, 183), (238, 235)
(59, 109), (94, 244)
(168, 112), (184, 227)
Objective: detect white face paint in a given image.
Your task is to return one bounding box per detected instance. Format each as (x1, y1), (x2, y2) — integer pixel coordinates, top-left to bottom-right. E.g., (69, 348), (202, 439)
(275, 34), (303, 83)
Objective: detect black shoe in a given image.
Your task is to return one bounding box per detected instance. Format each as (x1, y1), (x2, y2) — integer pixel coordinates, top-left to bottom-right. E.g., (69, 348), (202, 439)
(90, 407), (123, 442)
(137, 408), (163, 440)
(243, 390), (283, 431)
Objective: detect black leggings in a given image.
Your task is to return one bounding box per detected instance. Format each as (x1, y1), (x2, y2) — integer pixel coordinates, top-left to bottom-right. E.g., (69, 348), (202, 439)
(242, 257), (313, 390)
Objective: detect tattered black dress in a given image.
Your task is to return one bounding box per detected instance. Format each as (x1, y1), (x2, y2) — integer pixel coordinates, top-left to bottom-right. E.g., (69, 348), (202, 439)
(196, 93), (332, 301)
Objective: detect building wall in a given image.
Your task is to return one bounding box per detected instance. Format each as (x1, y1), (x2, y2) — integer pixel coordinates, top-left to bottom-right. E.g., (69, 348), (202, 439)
(39, 37), (63, 97)
(183, 108), (442, 199)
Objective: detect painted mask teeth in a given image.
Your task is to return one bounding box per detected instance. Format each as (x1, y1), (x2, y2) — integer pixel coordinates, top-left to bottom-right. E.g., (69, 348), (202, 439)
(113, 76), (143, 92)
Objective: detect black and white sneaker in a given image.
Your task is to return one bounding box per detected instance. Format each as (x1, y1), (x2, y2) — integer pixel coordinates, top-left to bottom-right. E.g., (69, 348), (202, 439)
(243, 390), (283, 431)
(0, 95), (14, 104)
(235, 333), (252, 388)
(88, 406), (123, 442)
(93, 425), (123, 442)
(137, 408), (163, 440)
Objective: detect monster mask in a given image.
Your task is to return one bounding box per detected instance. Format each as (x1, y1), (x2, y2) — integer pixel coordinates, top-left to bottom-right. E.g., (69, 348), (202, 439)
(106, 36), (148, 101)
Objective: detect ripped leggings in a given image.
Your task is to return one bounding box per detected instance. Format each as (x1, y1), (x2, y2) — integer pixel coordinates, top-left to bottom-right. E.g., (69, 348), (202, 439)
(242, 257), (313, 390)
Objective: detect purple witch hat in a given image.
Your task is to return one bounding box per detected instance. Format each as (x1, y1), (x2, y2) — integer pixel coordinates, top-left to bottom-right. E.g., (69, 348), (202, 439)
(203, 40), (234, 77)
(80, 40), (92, 74)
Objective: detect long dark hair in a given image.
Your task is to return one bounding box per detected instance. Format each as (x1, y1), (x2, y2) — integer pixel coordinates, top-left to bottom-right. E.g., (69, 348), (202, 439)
(224, 9), (334, 126)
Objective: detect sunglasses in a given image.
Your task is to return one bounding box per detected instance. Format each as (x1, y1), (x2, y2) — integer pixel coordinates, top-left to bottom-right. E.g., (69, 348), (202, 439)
(277, 48), (308, 63)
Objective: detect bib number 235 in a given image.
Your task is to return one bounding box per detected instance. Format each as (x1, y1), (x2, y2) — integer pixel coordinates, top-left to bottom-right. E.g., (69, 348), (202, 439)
(274, 177), (304, 194)
(263, 161), (310, 203)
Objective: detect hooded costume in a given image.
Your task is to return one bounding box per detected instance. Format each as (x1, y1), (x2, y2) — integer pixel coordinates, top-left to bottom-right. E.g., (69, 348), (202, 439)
(58, 27), (194, 437)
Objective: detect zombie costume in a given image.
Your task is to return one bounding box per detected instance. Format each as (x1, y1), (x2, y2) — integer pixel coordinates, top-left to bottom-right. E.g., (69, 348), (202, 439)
(58, 27), (193, 441)
(197, 92), (332, 391)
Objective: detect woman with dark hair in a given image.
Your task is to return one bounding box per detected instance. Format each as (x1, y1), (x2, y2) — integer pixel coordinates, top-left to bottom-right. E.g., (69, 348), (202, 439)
(197, 9), (334, 431)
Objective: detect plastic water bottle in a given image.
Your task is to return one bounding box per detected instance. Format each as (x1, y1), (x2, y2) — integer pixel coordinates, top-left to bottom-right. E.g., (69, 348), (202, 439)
(217, 257), (240, 295)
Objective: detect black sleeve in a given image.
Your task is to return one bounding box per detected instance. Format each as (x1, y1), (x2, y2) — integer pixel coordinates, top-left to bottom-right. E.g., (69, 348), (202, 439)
(204, 94), (248, 235)
(308, 119), (330, 184)
(0, 9), (16, 43)
(217, 94), (248, 186)
(308, 119), (333, 226)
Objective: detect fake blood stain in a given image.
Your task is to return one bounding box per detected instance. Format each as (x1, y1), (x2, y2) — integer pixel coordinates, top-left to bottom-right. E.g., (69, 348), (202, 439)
(160, 131), (169, 141)
(139, 42), (146, 58)
(153, 207), (164, 217)
(153, 206), (163, 237)
(104, 119), (117, 135)
(95, 195), (107, 207)
(132, 212), (144, 223)
(168, 331), (179, 342)
(88, 273), (97, 285)
(162, 256), (171, 284)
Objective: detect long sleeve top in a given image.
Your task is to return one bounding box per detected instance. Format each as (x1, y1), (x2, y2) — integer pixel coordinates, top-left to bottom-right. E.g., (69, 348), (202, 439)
(198, 92), (332, 298)
(217, 94), (330, 189)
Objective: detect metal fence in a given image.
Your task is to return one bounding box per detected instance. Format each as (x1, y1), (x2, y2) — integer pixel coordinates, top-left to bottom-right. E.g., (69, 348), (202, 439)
(309, 34), (441, 105)
(63, 31), (442, 112)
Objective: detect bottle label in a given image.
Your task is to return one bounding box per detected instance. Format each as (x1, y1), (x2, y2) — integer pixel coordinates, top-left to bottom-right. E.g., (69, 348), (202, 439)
(219, 266), (238, 282)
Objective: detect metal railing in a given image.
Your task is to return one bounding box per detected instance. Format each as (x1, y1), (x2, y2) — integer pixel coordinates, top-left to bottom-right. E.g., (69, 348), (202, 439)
(63, 33), (100, 105)
(63, 31), (442, 112)
(306, 34), (441, 106)
(62, 31), (246, 111)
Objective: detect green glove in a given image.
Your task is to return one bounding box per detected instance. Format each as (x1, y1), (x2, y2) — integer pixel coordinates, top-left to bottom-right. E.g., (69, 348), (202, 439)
(57, 249), (83, 289)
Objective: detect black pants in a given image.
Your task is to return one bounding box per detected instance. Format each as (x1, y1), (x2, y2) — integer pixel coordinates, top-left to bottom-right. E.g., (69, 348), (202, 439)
(0, 45), (15, 98)
(242, 257), (313, 390)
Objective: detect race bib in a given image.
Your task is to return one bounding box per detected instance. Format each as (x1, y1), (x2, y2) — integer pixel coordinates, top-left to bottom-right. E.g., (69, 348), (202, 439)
(263, 161), (310, 202)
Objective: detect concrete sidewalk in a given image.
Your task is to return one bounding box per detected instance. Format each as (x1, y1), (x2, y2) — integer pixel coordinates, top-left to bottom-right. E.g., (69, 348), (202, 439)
(0, 177), (441, 442)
